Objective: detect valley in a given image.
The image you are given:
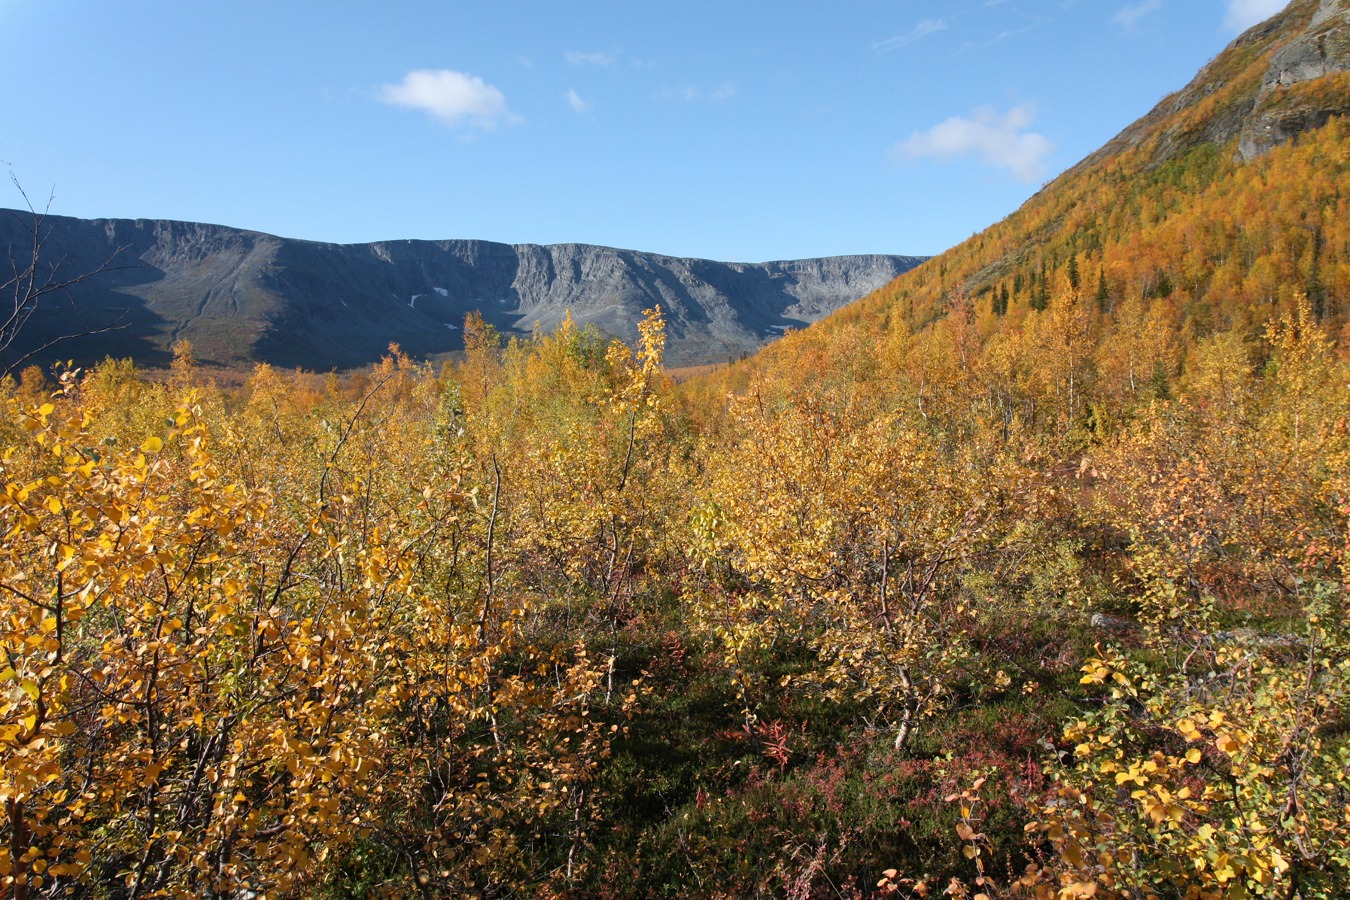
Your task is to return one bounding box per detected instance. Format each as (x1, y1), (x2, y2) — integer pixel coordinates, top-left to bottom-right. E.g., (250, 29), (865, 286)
(1, 1), (1349, 897)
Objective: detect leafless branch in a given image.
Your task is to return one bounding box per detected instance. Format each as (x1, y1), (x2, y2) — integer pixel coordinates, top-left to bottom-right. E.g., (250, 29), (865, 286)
(2, 171), (137, 377)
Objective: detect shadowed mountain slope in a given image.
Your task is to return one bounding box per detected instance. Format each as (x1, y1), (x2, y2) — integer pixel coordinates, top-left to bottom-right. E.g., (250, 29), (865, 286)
(0, 211), (923, 372)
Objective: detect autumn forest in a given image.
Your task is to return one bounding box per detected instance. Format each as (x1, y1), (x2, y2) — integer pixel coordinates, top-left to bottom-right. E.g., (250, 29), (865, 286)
(4, 1), (1350, 898)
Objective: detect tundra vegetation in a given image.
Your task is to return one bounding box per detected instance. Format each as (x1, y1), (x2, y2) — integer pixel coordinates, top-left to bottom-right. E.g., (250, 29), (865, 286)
(3, 20), (1350, 900)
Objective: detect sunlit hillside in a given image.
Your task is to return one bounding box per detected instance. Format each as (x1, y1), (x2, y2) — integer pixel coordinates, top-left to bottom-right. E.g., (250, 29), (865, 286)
(0, 1), (1348, 897)
(727, 0), (1349, 414)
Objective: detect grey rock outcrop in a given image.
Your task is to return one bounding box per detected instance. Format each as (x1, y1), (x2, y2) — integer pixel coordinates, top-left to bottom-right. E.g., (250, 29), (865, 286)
(1238, 0), (1350, 159)
(1070, 0), (1350, 174)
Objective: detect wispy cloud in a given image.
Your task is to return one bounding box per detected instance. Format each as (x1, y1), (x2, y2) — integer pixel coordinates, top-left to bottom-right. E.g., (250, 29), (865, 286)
(892, 103), (1056, 182)
(962, 25), (1037, 51)
(709, 82), (736, 102)
(565, 89), (592, 113)
(1112, 0), (1164, 30)
(656, 82), (736, 103)
(379, 69), (521, 130)
(567, 50), (618, 67)
(874, 18), (948, 52)
(1223, 0), (1289, 32)
(658, 84), (700, 103)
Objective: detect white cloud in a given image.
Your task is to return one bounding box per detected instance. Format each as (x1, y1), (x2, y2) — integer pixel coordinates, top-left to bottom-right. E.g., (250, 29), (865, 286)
(379, 69), (521, 130)
(709, 81), (736, 102)
(893, 104), (1056, 182)
(566, 89), (592, 113)
(874, 19), (948, 52)
(1112, 0), (1164, 30)
(1223, 0), (1289, 32)
(656, 82), (735, 103)
(567, 50), (617, 67)
(962, 25), (1036, 50)
(658, 84), (700, 103)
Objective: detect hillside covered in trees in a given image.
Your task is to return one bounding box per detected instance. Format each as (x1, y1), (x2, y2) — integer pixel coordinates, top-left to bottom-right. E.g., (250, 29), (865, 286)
(1, 1), (1349, 897)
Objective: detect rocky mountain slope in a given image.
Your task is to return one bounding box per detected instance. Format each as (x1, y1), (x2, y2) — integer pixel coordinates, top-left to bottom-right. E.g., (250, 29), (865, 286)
(1071, 0), (1350, 173)
(726, 0), (1350, 391)
(0, 212), (923, 371)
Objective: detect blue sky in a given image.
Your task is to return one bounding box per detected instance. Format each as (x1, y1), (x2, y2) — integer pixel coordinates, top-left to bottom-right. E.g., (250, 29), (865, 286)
(1, 0), (1290, 262)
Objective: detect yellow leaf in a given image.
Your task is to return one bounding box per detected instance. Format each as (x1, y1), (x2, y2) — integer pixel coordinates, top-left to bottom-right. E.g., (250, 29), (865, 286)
(141, 436), (164, 454)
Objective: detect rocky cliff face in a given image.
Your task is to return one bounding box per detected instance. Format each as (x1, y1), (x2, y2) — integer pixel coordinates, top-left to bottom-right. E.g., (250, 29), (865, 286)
(1072, 0), (1350, 173)
(0, 211), (924, 371)
(1238, 0), (1350, 159)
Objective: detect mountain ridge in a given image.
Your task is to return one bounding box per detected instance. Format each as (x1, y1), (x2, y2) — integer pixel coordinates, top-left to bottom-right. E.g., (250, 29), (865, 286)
(773, 0), (1346, 355)
(1068, 0), (1350, 176)
(0, 210), (924, 372)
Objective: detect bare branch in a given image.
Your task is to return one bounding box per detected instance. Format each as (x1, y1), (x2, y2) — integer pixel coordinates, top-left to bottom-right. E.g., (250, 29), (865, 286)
(2, 171), (137, 377)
